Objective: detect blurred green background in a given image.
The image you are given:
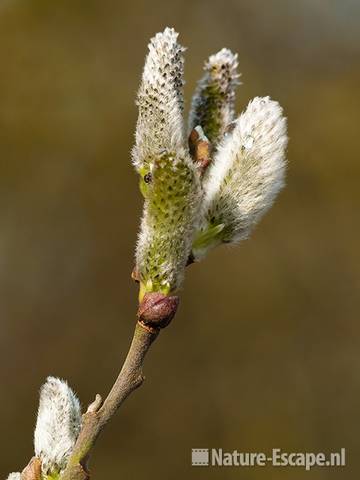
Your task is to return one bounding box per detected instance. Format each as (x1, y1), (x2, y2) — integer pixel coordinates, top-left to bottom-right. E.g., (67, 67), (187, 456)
(1, 0), (359, 478)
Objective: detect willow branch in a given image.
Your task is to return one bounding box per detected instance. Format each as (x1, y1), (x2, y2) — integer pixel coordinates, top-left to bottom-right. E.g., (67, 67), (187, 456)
(60, 321), (159, 480)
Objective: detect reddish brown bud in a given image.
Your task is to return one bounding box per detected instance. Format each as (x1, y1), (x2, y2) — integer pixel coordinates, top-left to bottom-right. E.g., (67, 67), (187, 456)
(137, 292), (179, 329)
(188, 126), (212, 174)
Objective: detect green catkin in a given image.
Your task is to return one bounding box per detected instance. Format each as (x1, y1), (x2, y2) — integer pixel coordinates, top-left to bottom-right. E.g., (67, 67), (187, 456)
(137, 152), (200, 295)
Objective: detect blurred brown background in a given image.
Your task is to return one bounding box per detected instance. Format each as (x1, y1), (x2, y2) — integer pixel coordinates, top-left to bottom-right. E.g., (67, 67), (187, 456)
(1, 0), (359, 478)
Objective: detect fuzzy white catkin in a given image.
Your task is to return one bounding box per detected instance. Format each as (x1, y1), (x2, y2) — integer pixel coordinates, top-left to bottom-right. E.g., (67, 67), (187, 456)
(188, 48), (240, 145)
(6, 473), (20, 480)
(34, 376), (82, 474)
(194, 96), (287, 259)
(133, 27), (186, 171)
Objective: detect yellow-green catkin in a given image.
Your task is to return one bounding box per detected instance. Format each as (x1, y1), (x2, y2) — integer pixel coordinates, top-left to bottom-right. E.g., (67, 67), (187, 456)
(136, 152), (200, 295)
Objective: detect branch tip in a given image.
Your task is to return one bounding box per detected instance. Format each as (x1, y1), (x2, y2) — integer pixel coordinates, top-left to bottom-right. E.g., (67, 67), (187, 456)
(86, 394), (103, 414)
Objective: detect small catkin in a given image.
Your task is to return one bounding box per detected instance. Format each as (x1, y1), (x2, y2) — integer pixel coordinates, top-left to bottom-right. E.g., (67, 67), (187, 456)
(34, 377), (82, 475)
(188, 48), (240, 146)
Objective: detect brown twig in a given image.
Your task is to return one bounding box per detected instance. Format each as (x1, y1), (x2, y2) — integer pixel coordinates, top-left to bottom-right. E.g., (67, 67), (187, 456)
(60, 322), (159, 480)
